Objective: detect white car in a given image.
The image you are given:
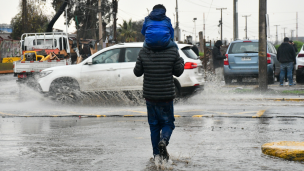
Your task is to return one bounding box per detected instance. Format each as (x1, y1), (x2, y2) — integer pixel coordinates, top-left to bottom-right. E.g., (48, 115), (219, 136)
(38, 43), (204, 103)
(296, 45), (304, 83)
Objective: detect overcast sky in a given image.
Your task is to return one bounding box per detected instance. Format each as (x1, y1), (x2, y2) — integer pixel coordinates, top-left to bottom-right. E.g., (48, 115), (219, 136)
(1, 0), (304, 42)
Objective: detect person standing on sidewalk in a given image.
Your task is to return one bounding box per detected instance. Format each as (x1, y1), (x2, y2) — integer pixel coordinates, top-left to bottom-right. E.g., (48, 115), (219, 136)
(212, 40), (226, 82)
(277, 37), (296, 86)
(134, 4), (185, 164)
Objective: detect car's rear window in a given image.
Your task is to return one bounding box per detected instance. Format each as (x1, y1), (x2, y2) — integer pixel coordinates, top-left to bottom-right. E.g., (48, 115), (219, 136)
(228, 42), (259, 54)
(182, 47), (198, 59)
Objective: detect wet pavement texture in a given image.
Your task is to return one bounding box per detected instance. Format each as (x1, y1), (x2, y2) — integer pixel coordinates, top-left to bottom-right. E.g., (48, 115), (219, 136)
(1, 74), (304, 170)
(1, 117), (304, 170)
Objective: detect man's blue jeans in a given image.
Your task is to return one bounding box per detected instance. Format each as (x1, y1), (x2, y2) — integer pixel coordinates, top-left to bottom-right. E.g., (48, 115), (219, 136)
(280, 62), (294, 85)
(146, 100), (175, 155)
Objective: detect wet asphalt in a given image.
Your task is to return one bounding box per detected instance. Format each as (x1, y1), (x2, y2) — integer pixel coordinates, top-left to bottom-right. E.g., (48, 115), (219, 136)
(1, 117), (304, 170)
(1, 73), (304, 170)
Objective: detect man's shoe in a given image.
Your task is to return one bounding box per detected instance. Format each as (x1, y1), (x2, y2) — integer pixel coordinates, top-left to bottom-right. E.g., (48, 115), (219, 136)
(158, 139), (169, 161)
(154, 154), (161, 166)
(289, 83), (296, 86)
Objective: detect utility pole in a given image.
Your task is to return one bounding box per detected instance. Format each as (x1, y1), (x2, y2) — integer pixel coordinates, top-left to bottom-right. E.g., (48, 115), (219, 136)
(203, 13), (205, 39)
(258, 0), (267, 91)
(282, 27), (287, 38)
(147, 8), (149, 15)
(22, 0), (27, 33)
(242, 15), (251, 39)
(112, 0), (118, 43)
(233, 0), (238, 40)
(173, 13), (175, 27)
(216, 8), (227, 41)
(274, 25), (279, 44)
(193, 18), (197, 43)
(98, 0), (103, 48)
(296, 12), (298, 40)
(291, 30), (294, 40)
(175, 0), (179, 41)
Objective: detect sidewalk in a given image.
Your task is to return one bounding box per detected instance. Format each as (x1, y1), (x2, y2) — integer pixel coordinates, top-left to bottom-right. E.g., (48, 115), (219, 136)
(223, 82), (304, 101)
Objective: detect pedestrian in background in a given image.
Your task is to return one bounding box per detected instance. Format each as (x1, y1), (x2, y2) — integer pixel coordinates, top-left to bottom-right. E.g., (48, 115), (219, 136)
(212, 40), (226, 82)
(289, 40), (298, 53)
(277, 37), (296, 86)
(284, 40), (298, 82)
(134, 4), (184, 165)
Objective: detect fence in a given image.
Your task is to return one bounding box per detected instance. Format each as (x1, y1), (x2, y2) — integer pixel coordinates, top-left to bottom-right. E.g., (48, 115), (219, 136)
(0, 40), (21, 62)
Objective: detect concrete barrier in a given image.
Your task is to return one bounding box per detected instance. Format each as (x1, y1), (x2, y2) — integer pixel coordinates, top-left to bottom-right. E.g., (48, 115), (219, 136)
(262, 141), (304, 161)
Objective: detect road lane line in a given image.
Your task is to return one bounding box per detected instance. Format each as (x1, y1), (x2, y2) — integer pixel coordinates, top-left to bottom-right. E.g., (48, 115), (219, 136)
(232, 111), (258, 115)
(96, 115), (107, 117)
(192, 115), (204, 117)
(124, 110), (147, 114)
(174, 115), (181, 117)
(252, 110), (266, 118)
(0, 112), (17, 116)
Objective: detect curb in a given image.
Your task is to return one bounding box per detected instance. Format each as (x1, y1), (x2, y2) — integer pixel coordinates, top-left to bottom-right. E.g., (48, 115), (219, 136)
(264, 98), (304, 102)
(262, 141), (304, 161)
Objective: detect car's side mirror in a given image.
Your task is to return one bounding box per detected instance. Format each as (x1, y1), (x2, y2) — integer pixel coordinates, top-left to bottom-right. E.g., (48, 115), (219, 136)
(86, 58), (93, 65)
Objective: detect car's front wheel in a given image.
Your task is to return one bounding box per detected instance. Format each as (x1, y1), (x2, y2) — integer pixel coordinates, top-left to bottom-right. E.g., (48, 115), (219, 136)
(49, 78), (80, 104)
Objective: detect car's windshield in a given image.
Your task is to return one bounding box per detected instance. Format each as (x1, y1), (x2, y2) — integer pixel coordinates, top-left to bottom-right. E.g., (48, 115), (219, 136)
(182, 47), (198, 59)
(228, 42), (259, 54)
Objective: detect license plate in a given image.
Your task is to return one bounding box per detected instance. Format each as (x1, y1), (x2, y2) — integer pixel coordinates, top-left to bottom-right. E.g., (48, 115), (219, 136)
(242, 57), (251, 61)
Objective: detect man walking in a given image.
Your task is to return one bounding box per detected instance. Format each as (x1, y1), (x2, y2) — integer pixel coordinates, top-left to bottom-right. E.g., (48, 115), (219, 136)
(277, 37), (296, 86)
(133, 5), (184, 164)
(212, 40), (226, 82)
(133, 47), (184, 163)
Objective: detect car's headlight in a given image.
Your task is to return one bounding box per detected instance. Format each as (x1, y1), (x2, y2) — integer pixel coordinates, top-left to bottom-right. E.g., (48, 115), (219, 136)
(40, 70), (53, 78)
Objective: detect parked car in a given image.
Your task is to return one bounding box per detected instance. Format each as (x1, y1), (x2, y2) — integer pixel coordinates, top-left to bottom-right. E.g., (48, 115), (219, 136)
(296, 45), (304, 83)
(38, 43), (204, 103)
(223, 40), (279, 84)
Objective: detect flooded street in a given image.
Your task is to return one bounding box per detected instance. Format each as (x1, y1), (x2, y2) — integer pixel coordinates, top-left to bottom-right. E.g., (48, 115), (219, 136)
(1, 117), (304, 170)
(1, 74), (304, 170)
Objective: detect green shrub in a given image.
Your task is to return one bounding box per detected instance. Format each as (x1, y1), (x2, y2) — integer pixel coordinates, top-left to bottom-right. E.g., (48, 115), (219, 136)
(293, 41), (304, 52)
(275, 44), (280, 51)
(199, 52), (204, 57)
(274, 41), (303, 52)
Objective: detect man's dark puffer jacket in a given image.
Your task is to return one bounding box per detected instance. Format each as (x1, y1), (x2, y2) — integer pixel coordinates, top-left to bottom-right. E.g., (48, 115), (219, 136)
(133, 47), (184, 101)
(277, 42), (296, 63)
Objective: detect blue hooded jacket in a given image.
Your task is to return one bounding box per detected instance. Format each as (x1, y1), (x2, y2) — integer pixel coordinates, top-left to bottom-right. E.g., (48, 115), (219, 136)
(141, 8), (175, 49)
